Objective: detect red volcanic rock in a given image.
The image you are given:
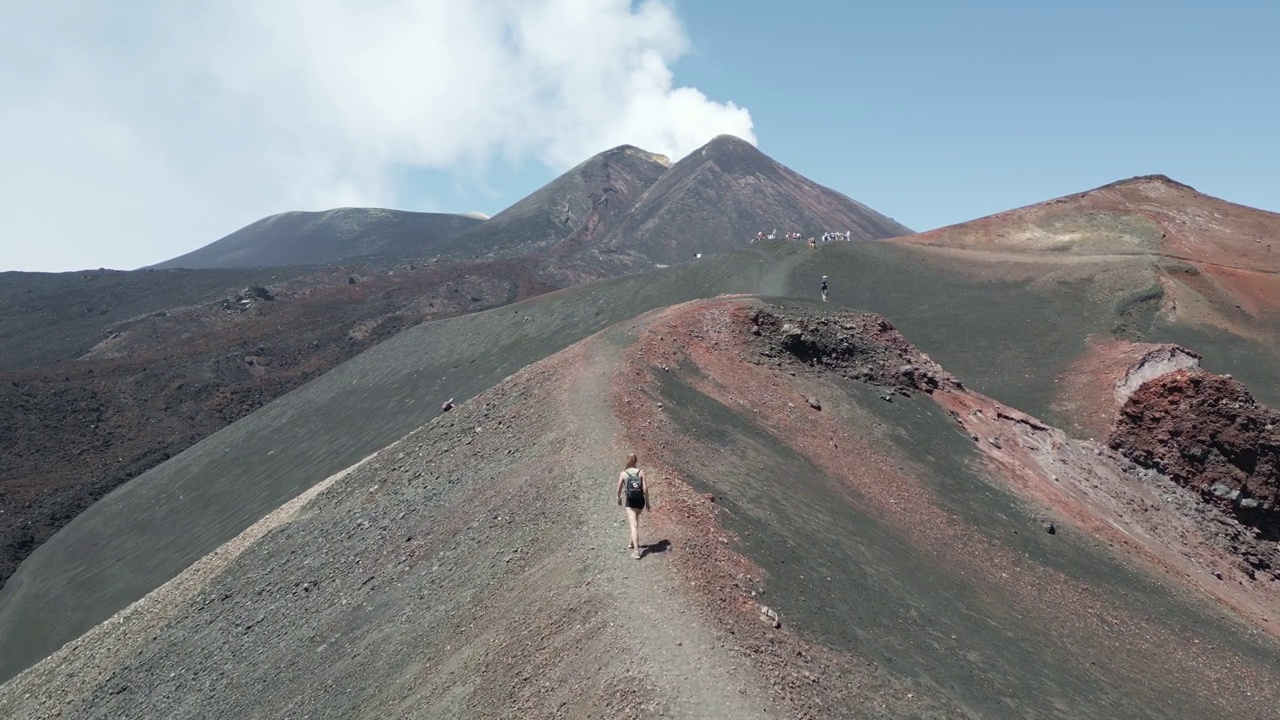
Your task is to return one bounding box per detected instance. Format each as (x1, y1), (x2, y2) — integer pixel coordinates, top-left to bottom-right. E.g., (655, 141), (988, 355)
(1110, 369), (1280, 529)
(894, 173), (1280, 336)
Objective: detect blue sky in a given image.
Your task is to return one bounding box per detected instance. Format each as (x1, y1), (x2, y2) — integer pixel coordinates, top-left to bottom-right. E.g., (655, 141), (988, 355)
(422, 0), (1280, 234)
(2, 0), (1277, 271)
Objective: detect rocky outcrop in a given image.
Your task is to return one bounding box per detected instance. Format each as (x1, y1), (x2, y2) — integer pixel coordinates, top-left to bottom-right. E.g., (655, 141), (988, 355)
(748, 307), (961, 395)
(219, 285), (277, 314)
(1110, 369), (1280, 534)
(1114, 345), (1202, 401)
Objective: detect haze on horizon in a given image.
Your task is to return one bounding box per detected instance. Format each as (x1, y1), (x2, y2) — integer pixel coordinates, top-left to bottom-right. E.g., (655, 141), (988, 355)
(1, 0), (1276, 272)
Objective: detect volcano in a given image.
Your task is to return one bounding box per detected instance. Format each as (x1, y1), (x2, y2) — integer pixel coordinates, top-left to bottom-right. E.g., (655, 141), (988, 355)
(149, 209), (484, 270)
(0, 138), (905, 600)
(585, 134), (913, 267)
(3, 149), (1280, 719)
(432, 144), (673, 262)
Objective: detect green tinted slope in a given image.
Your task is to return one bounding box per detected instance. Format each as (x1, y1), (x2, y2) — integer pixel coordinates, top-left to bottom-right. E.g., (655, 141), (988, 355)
(0, 248), (789, 683)
(150, 210), (483, 269)
(653, 358), (1280, 719)
(781, 241), (1280, 422)
(6, 238), (1278, 684)
(0, 267), (303, 370)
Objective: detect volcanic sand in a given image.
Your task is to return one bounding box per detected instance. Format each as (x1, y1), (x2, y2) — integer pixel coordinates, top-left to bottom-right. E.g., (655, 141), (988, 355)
(0, 311), (787, 719)
(0, 248), (802, 684)
(620, 299), (1280, 718)
(6, 238), (1280, 691)
(7, 298), (1280, 718)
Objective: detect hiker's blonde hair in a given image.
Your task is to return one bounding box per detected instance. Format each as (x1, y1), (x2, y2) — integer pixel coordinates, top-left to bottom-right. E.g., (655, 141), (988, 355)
(625, 453), (638, 469)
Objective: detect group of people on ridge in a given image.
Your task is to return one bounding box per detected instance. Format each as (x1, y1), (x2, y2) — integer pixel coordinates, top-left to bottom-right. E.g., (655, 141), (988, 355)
(751, 229), (852, 245)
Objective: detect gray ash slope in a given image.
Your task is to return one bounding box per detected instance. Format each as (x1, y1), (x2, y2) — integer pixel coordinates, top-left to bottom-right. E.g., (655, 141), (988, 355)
(0, 138), (908, 603)
(432, 135), (911, 272)
(430, 145), (672, 262)
(4, 296), (1280, 719)
(7, 235), (1280, 687)
(0, 322), (782, 719)
(0, 267), (311, 370)
(9, 142), (1280, 699)
(0, 248), (789, 685)
(586, 134), (912, 266)
(149, 209), (484, 270)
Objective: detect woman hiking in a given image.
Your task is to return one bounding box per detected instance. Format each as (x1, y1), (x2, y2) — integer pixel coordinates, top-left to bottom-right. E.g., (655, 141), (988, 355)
(616, 453), (649, 559)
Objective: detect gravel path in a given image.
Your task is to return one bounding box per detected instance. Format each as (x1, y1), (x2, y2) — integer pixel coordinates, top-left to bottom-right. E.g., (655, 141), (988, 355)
(560, 325), (774, 718)
(0, 321), (778, 719)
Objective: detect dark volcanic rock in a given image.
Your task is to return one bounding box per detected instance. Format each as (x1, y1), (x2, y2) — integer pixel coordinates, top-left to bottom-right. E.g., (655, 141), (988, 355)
(151, 209), (483, 269)
(589, 135), (912, 266)
(0, 252), (796, 684)
(748, 305), (961, 395)
(0, 140), (913, 599)
(1110, 369), (1280, 534)
(436, 145), (671, 264)
(0, 257), (560, 590)
(0, 267), (302, 371)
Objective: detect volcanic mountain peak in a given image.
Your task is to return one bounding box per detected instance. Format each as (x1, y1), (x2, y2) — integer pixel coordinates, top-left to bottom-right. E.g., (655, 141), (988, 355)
(905, 171), (1279, 263)
(5, 295), (1280, 717)
(897, 170), (1280, 345)
(431, 142), (672, 263)
(675, 133), (782, 179)
(150, 208), (483, 270)
(1094, 173), (1199, 195)
(431, 135), (910, 273)
(701, 133), (757, 153)
(582, 135), (912, 266)
(607, 144), (672, 168)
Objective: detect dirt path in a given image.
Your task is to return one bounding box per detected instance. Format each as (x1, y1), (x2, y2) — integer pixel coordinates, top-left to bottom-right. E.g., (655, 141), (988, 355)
(908, 243), (1280, 275)
(560, 324), (775, 718)
(9, 296), (1278, 718)
(0, 318), (778, 720)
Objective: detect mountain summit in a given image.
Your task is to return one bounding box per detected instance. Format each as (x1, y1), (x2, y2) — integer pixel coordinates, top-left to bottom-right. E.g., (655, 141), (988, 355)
(897, 172), (1280, 339)
(433, 144), (672, 262)
(150, 209), (483, 269)
(435, 134), (910, 271)
(4, 154), (1280, 716)
(0, 137), (907, 610)
(150, 137), (908, 274)
(585, 134), (912, 265)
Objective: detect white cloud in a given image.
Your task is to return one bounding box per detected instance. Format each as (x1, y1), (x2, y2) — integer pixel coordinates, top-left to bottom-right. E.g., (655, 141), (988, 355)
(0, 0), (755, 271)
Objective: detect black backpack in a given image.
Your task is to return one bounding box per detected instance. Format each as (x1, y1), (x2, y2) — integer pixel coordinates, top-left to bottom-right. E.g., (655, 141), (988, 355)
(624, 469), (644, 504)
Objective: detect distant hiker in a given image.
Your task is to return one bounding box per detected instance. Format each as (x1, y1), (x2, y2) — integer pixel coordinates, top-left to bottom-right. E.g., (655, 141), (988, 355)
(768, 229), (777, 240)
(441, 398), (454, 412)
(616, 453), (649, 559)
(844, 230), (851, 242)
(808, 237), (817, 250)
(820, 276), (829, 302)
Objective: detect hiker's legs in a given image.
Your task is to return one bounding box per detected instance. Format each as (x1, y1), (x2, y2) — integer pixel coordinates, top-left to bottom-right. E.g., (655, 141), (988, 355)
(626, 507), (641, 553)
